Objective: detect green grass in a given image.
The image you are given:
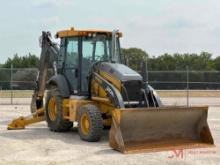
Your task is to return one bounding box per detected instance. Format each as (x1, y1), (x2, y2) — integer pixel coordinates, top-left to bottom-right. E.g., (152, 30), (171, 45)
(0, 90), (33, 98)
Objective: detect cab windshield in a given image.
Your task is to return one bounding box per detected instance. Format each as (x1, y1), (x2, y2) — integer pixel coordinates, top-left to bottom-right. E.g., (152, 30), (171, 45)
(82, 34), (121, 64)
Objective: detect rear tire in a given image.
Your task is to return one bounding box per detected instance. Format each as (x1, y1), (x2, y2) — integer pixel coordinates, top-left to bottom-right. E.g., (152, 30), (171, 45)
(45, 87), (73, 132)
(77, 104), (103, 142)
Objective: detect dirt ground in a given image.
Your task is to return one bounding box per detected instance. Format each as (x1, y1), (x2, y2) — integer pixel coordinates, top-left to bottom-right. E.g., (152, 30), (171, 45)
(0, 100), (220, 165)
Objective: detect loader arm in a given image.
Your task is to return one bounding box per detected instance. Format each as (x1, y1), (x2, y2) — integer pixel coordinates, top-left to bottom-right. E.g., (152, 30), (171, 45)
(31, 31), (59, 113)
(92, 72), (125, 108)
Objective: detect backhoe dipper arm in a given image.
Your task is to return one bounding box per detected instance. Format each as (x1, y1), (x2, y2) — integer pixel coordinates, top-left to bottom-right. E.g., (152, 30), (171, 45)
(31, 31), (59, 113)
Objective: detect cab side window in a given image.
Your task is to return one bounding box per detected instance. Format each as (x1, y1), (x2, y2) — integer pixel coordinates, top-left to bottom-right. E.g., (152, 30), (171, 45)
(64, 38), (79, 94)
(65, 39), (78, 68)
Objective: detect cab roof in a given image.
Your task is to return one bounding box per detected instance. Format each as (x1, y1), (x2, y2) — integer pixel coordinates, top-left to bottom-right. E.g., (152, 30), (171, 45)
(55, 27), (122, 38)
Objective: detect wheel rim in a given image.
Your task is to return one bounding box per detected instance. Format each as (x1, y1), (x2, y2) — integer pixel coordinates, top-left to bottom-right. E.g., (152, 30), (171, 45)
(48, 96), (57, 121)
(80, 113), (90, 135)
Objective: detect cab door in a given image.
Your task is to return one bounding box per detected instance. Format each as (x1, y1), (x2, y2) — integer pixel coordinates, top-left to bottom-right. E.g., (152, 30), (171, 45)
(80, 37), (106, 95)
(64, 38), (79, 95)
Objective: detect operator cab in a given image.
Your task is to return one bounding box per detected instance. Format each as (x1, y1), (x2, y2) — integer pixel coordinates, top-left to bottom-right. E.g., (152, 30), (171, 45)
(56, 27), (122, 96)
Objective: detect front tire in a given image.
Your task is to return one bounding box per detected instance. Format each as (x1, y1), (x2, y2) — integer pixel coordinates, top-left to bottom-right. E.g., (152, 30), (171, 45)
(45, 87), (73, 132)
(77, 104), (103, 142)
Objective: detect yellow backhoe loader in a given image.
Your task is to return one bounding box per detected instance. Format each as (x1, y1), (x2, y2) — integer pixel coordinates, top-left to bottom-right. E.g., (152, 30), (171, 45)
(8, 27), (214, 153)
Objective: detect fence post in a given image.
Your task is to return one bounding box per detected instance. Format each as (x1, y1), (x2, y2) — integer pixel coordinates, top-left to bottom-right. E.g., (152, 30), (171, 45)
(146, 60), (149, 85)
(186, 66), (189, 107)
(10, 64), (13, 105)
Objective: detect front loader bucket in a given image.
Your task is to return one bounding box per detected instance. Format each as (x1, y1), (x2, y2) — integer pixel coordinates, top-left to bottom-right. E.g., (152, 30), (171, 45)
(109, 106), (214, 154)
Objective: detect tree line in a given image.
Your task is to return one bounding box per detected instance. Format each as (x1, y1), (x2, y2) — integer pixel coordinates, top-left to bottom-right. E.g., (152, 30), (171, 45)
(1, 48), (220, 89)
(3, 48), (220, 71)
(122, 48), (220, 71)
(2, 53), (39, 68)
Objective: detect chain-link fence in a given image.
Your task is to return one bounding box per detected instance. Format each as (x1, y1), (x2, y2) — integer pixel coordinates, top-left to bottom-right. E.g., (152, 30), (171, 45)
(147, 70), (220, 90)
(0, 67), (220, 106)
(0, 67), (38, 105)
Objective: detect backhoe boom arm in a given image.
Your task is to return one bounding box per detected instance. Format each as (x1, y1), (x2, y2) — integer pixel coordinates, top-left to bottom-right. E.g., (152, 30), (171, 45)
(31, 32), (59, 113)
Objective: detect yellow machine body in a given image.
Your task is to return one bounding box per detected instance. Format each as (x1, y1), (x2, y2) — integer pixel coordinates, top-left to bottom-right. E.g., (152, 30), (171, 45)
(7, 27), (214, 154)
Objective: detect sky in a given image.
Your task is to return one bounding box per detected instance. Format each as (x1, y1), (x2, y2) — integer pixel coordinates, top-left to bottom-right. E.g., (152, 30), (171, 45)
(0, 0), (220, 62)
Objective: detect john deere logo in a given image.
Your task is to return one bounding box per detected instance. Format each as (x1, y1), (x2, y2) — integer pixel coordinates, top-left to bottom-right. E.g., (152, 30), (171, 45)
(106, 86), (114, 96)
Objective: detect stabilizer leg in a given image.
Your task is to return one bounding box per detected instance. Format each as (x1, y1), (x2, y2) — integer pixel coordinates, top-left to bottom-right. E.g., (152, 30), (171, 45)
(7, 108), (45, 130)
